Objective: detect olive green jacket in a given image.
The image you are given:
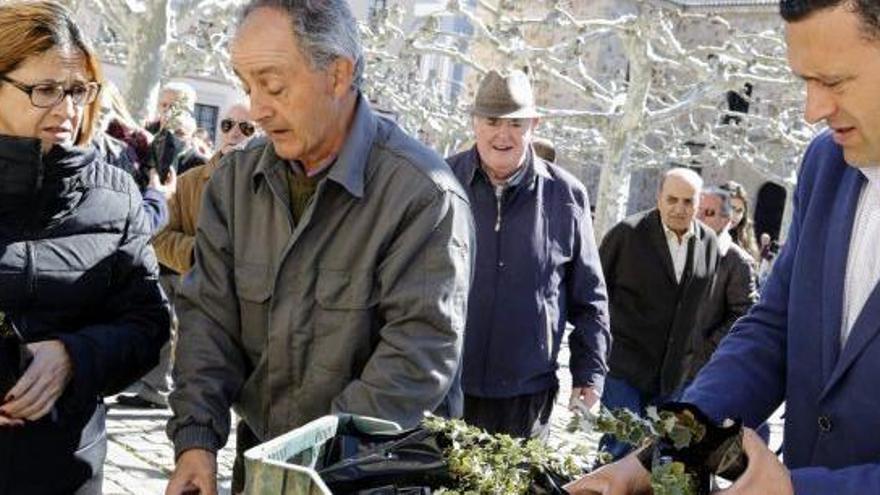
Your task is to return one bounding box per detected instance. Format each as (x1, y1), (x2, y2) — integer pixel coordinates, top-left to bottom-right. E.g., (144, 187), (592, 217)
(168, 95), (475, 456)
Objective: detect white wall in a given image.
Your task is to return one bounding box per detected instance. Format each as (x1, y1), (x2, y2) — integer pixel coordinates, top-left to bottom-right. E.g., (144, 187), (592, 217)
(348, 0), (372, 19)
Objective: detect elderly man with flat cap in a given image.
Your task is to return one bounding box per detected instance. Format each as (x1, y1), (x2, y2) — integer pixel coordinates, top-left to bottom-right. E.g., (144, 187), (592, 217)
(446, 69), (611, 440)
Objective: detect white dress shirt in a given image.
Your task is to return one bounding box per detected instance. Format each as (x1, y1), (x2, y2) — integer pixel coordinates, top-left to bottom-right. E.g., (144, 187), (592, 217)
(841, 167), (880, 347)
(663, 221), (696, 283)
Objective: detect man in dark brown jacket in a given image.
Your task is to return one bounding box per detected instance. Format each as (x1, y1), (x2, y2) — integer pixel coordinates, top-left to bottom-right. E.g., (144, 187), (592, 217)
(682, 187), (758, 383)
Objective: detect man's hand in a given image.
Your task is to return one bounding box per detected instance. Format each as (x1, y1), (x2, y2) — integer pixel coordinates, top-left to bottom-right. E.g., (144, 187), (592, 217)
(716, 428), (793, 495)
(149, 166), (178, 201)
(166, 449), (218, 495)
(570, 385), (600, 412)
(0, 340), (72, 422)
(564, 452), (652, 495)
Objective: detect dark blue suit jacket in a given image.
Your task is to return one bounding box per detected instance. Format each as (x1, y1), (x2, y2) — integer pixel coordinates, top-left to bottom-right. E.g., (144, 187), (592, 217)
(684, 131), (880, 493)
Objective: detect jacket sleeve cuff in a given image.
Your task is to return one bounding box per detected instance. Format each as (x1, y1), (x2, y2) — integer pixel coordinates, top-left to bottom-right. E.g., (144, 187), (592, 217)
(141, 187), (169, 233)
(142, 186), (165, 202)
(173, 424), (223, 459)
(791, 466), (837, 495)
(572, 372), (605, 395)
(54, 332), (97, 413)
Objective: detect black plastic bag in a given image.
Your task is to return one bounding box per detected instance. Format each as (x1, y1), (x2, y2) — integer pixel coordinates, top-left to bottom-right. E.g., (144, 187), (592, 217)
(637, 402), (747, 495)
(318, 427), (452, 494)
(315, 418), (572, 495)
(528, 468), (571, 495)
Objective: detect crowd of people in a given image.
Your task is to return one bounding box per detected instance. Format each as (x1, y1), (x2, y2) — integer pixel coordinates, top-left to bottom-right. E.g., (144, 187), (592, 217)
(0, 0), (878, 494)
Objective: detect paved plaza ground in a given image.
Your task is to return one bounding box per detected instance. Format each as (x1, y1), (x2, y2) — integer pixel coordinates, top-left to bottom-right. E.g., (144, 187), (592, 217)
(103, 344), (783, 494)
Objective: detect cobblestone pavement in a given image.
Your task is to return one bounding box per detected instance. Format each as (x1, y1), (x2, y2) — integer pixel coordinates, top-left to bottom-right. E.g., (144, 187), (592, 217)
(104, 343), (783, 493)
(103, 402), (237, 495)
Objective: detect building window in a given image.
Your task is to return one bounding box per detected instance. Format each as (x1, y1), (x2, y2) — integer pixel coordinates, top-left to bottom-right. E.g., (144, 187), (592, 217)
(194, 103), (219, 145)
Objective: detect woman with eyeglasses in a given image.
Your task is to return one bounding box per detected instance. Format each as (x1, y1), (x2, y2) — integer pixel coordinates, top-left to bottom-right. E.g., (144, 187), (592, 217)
(721, 180), (760, 261)
(152, 102), (256, 275)
(0, 2), (170, 493)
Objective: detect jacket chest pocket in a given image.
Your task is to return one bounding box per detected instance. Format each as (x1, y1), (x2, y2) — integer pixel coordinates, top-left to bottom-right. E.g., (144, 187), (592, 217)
(312, 269), (377, 375)
(540, 204), (578, 285)
(235, 263), (272, 358)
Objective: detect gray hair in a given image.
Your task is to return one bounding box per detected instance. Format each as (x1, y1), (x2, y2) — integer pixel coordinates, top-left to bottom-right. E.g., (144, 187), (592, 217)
(658, 167), (704, 194)
(702, 186), (733, 218)
(162, 81), (197, 111)
(240, 0), (365, 90)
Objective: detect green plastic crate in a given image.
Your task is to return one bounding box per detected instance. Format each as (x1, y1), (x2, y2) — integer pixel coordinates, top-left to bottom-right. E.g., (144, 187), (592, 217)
(243, 414), (403, 495)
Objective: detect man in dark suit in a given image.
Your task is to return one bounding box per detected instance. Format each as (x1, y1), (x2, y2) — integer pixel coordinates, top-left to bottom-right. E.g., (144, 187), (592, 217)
(682, 187), (758, 384)
(566, 1), (880, 494)
(597, 168), (718, 458)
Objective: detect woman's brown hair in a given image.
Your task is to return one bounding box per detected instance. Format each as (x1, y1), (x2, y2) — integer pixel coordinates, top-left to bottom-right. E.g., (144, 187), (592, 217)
(0, 0), (103, 146)
(721, 180), (760, 260)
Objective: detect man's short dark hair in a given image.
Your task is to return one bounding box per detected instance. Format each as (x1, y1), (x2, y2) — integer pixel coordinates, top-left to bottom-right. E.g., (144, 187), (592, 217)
(780, 0), (880, 39)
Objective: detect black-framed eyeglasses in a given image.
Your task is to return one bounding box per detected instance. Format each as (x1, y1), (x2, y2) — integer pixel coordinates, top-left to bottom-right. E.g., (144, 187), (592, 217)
(220, 118), (255, 136)
(0, 74), (101, 109)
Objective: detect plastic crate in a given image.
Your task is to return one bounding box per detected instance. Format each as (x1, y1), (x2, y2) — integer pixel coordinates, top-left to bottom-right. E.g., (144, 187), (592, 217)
(243, 414), (403, 494)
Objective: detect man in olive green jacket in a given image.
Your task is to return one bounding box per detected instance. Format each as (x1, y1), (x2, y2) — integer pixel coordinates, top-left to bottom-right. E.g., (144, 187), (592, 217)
(165, 2), (474, 494)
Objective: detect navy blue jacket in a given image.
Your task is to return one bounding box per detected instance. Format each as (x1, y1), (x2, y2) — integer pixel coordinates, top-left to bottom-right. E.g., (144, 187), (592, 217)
(0, 136), (170, 494)
(93, 134), (168, 234)
(685, 132), (880, 494)
(447, 146), (610, 398)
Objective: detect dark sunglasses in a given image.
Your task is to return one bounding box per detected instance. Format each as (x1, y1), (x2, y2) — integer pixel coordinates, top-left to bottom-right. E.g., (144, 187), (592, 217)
(220, 118), (255, 136)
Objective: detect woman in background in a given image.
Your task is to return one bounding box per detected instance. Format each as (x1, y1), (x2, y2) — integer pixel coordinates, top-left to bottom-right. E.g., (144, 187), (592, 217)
(721, 180), (760, 261)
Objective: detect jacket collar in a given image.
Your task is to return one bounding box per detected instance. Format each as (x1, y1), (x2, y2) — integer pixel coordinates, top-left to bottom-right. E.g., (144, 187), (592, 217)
(252, 92), (376, 199)
(462, 144), (551, 187)
(647, 208), (703, 286)
(661, 219), (696, 246)
(716, 229), (733, 257)
(201, 151), (223, 180)
(0, 134), (94, 197)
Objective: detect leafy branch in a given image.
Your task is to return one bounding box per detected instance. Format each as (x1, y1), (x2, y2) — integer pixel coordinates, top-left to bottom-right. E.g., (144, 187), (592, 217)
(567, 405), (708, 495)
(422, 414), (580, 494)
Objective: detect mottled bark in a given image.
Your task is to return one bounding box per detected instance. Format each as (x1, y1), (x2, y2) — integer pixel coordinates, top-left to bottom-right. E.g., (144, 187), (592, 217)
(123, 0), (171, 123)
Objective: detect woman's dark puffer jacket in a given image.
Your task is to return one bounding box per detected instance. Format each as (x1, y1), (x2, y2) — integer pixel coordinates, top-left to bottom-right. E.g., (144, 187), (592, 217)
(0, 135), (170, 494)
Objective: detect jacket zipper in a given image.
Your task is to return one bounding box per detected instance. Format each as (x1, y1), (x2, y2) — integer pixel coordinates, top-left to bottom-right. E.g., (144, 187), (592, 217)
(25, 240), (36, 301)
(481, 184), (506, 391)
(494, 184), (504, 231)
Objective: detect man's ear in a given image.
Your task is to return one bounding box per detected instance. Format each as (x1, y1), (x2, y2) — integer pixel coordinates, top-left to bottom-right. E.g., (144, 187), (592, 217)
(329, 57), (355, 96)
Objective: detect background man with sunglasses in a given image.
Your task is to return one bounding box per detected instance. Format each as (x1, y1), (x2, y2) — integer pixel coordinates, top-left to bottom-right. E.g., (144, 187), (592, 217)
(217, 107), (257, 155)
(683, 187), (758, 385)
(153, 102), (256, 275)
